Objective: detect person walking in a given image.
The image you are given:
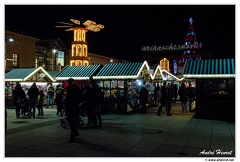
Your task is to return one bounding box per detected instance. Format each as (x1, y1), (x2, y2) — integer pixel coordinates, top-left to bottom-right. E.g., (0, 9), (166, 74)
(157, 82), (167, 116)
(139, 83), (149, 114)
(37, 90), (45, 116)
(27, 82), (40, 118)
(153, 84), (160, 107)
(12, 83), (26, 118)
(178, 83), (188, 113)
(166, 83), (174, 116)
(46, 83), (54, 108)
(172, 83), (178, 103)
(55, 85), (64, 116)
(64, 78), (83, 143)
(86, 77), (104, 128)
(188, 84), (195, 112)
(82, 85), (92, 127)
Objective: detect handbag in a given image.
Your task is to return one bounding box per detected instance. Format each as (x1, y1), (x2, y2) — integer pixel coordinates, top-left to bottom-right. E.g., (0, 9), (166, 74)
(191, 101), (196, 109)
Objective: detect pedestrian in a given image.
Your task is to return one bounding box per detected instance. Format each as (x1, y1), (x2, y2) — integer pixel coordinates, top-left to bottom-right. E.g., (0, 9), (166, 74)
(86, 77), (104, 128)
(166, 83), (174, 116)
(46, 83), (54, 108)
(55, 85), (64, 116)
(37, 90), (45, 116)
(172, 83), (178, 103)
(82, 84), (92, 127)
(64, 78), (83, 143)
(27, 82), (40, 118)
(12, 82), (26, 118)
(188, 83), (195, 112)
(157, 82), (167, 116)
(153, 84), (160, 107)
(178, 83), (188, 113)
(139, 83), (149, 113)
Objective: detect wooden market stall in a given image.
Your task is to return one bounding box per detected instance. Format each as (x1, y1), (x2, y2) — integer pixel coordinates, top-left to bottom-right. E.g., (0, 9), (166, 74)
(183, 58), (235, 121)
(5, 67), (56, 106)
(93, 61), (153, 114)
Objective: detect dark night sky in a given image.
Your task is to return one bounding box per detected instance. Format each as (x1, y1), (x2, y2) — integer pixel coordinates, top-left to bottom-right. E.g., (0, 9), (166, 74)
(5, 5), (235, 61)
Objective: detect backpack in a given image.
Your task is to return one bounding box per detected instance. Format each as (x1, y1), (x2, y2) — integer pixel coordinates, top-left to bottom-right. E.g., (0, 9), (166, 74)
(56, 89), (63, 99)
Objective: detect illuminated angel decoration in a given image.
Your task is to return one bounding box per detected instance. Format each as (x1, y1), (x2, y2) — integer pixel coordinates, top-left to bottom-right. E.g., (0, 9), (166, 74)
(55, 19), (104, 32)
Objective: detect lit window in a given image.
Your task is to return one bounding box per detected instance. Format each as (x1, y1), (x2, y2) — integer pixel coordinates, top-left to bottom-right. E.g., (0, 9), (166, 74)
(12, 54), (18, 66)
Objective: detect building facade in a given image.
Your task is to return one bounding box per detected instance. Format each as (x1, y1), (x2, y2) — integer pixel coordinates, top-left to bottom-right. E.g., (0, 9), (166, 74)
(5, 30), (129, 73)
(5, 30), (38, 72)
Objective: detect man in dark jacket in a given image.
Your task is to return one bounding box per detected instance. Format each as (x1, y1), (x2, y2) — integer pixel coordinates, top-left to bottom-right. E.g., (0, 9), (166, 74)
(139, 83), (149, 113)
(188, 84), (195, 112)
(55, 85), (64, 116)
(86, 77), (104, 128)
(12, 83), (26, 118)
(157, 82), (167, 116)
(166, 83), (174, 116)
(27, 82), (39, 118)
(64, 78), (83, 143)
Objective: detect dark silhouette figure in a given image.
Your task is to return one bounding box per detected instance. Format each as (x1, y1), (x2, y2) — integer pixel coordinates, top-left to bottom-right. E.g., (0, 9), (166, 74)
(178, 83), (188, 112)
(85, 77), (104, 128)
(55, 85), (64, 116)
(172, 83), (178, 103)
(166, 83), (174, 116)
(188, 84), (195, 112)
(153, 84), (160, 107)
(82, 85), (92, 127)
(157, 82), (167, 116)
(37, 90), (45, 116)
(27, 82), (39, 118)
(64, 78), (83, 143)
(139, 84), (149, 113)
(12, 83), (26, 118)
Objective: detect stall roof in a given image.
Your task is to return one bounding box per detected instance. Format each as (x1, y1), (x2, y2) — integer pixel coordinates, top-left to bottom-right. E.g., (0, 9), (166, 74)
(55, 64), (102, 80)
(47, 71), (59, 80)
(5, 67), (55, 82)
(151, 65), (163, 80)
(151, 65), (184, 81)
(183, 58), (235, 78)
(93, 61), (152, 80)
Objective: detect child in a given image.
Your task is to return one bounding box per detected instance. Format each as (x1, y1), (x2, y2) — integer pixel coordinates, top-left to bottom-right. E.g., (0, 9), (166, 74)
(37, 90), (45, 116)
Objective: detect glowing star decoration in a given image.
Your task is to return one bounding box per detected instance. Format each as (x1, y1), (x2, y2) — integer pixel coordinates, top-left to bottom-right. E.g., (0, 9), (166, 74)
(189, 17), (193, 25)
(219, 82), (226, 89)
(55, 19), (104, 32)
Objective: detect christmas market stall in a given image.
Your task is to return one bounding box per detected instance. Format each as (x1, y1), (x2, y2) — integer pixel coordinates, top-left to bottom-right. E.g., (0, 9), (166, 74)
(151, 64), (186, 102)
(93, 61), (153, 114)
(5, 67), (56, 106)
(183, 58), (235, 121)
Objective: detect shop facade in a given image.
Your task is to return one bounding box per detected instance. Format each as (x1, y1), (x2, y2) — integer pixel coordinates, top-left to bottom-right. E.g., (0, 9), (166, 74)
(183, 58), (235, 121)
(93, 61), (153, 114)
(5, 67), (58, 106)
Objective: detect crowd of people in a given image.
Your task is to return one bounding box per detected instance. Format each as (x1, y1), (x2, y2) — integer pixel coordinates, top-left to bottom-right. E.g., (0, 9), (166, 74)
(12, 77), (104, 143)
(155, 82), (196, 116)
(12, 79), (195, 143)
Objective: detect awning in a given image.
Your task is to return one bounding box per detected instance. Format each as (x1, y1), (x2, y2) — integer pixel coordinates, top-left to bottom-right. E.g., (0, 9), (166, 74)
(5, 67), (55, 82)
(55, 64), (102, 80)
(183, 58), (235, 78)
(151, 65), (184, 81)
(47, 71), (59, 81)
(93, 61), (153, 80)
(151, 65), (163, 80)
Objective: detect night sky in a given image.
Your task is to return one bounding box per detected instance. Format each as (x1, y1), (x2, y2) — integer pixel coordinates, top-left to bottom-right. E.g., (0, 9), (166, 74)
(5, 5), (235, 61)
